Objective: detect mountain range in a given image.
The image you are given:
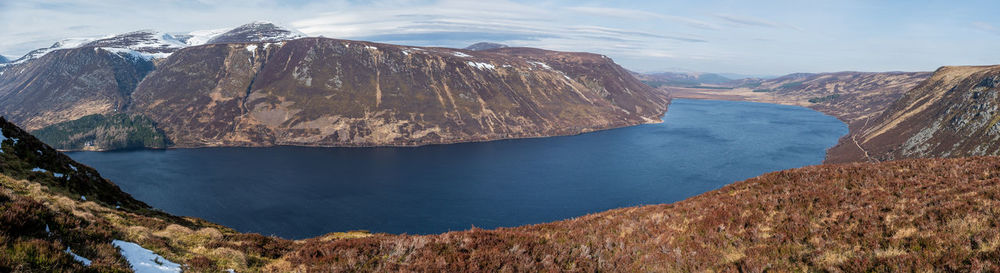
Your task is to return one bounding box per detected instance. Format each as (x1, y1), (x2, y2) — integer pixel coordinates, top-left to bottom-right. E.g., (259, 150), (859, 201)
(0, 22), (667, 150)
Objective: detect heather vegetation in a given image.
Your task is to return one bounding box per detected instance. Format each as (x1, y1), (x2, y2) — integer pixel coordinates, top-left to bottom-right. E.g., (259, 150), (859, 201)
(31, 114), (168, 151)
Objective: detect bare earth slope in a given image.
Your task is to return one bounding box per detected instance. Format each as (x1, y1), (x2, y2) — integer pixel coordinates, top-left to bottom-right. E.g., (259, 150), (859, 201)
(131, 38), (668, 147)
(827, 65), (1000, 163)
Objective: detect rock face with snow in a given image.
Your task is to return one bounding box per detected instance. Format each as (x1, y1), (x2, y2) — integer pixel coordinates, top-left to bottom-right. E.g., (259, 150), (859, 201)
(464, 42), (509, 51)
(205, 21), (305, 44)
(0, 22), (668, 149)
(81, 30), (186, 54)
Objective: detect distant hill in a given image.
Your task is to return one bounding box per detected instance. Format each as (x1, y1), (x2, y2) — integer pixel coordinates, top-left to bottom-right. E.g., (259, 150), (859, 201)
(463, 42), (509, 51)
(634, 71), (733, 87)
(0, 55), (8, 63)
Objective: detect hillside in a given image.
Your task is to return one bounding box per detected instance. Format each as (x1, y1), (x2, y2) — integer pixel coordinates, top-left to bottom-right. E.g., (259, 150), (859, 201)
(3, 118), (999, 272)
(0, 24), (668, 150)
(826, 65), (1000, 163)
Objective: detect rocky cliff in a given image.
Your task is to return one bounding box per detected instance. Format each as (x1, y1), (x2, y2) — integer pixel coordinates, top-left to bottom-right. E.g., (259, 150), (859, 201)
(826, 65), (1000, 163)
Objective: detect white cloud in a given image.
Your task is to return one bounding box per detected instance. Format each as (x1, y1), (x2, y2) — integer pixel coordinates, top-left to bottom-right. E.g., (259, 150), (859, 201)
(714, 13), (803, 31)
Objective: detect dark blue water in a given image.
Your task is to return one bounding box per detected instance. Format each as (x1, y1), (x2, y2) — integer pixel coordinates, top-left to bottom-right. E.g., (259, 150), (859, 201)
(68, 99), (846, 239)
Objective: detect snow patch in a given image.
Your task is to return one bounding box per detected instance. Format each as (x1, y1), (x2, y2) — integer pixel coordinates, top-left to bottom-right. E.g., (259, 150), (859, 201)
(452, 52), (472, 58)
(31, 167), (47, 173)
(528, 61), (552, 70)
(183, 28), (229, 46)
(69, 164), (78, 171)
(81, 195), (86, 201)
(245, 44), (258, 53)
(113, 240), (182, 273)
(66, 247), (92, 266)
(102, 48), (171, 61)
(364, 45), (378, 50)
(467, 61), (495, 70)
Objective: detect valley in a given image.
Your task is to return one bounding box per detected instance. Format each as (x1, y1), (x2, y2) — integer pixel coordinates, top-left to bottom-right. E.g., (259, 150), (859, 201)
(1, 4), (999, 271)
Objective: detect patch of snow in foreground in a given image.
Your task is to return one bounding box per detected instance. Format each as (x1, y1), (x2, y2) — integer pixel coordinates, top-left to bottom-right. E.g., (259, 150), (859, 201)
(113, 240), (181, 273)
(65, 247), (92, 266)
(31, 167), (47, 173)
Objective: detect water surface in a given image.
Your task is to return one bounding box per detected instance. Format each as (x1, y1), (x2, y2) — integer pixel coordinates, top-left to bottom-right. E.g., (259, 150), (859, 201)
(69, 99), (847, 239)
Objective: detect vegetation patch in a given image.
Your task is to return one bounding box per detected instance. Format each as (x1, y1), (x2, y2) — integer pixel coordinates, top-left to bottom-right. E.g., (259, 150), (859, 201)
(809, 94), (842, 103)
(31, 114), (168, 151)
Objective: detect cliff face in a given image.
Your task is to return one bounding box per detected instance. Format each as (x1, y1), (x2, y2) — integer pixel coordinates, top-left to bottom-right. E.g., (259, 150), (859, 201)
(827, 65), (1000, 163)
(131, 38), (668, 147)
(0, 48), (154, 130)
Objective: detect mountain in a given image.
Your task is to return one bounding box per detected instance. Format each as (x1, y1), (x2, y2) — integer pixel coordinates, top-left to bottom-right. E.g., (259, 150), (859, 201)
(1, 23), (668, 150)
(463, 42), (509, 51)
(204, 21), (305, 44)
(634, 71), (733, 87)
(0, 46), (156, 131)
(130, 40), (668, 147)
(0, 55), (8, 63)
(5, 117), (1000, 271)
(826, 65), (1000, 163)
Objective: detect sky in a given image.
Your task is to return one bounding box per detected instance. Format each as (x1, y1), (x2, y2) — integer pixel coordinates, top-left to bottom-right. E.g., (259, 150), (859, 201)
(2, 0), (999, 76)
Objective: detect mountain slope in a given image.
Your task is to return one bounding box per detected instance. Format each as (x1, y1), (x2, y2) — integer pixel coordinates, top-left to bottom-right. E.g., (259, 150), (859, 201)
(130, 39), (668, 147)
(0, 47), (155, 130)
(827, 65), (1000, 163)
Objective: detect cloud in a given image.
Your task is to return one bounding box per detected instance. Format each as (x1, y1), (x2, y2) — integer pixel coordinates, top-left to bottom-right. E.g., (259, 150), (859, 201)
(714, 13), (802, 31)
(566, 6), (720, 30)
(972, 22), (1000, 35)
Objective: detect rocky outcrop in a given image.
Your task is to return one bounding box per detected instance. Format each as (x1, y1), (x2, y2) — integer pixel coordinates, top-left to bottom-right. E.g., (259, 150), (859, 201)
(826, 65), (1000, 163)
(131, 39), (668, 147)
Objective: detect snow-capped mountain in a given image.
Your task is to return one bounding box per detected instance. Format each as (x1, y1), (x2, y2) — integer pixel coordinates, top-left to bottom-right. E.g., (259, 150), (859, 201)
(203, 21), (305, 44)
(81, 30), (186, 53)
(0, 55), (8, 64)
(11, 37), (96, 64)
(9, 21), (306, 64)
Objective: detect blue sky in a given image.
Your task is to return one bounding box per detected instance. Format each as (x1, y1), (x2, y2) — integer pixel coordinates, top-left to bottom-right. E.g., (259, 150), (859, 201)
(2, 0), (999, 75)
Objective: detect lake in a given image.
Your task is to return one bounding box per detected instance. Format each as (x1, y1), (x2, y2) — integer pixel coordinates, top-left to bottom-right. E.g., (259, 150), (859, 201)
(68, 99), (847, 239)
